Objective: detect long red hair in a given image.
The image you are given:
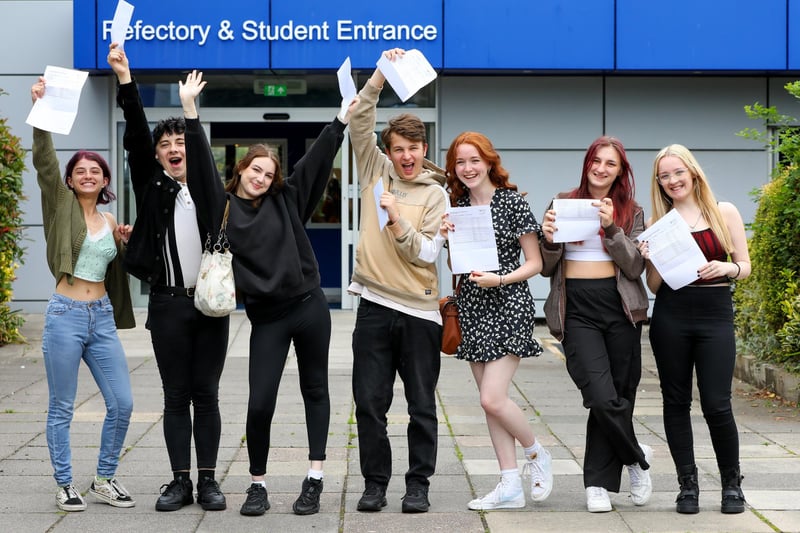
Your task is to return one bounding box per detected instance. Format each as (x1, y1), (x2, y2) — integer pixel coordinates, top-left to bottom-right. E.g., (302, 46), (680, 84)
(445, 131), (517, 204)
(569, 136), (637, 233)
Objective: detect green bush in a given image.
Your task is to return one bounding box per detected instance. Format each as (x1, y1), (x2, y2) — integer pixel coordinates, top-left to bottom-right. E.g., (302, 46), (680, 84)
(0, 89), (26, 345)
(734, 81), (800, 374)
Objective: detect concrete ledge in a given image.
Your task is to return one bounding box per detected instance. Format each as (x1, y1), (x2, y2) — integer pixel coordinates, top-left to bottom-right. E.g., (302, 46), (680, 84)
(735, 353), (800, 404)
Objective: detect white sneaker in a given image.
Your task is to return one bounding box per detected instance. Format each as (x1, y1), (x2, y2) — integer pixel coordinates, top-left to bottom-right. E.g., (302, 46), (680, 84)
(468, 478), (525, 510)
(586, 486), (612, 513)
(89, 476), (136, 508)
(56, 483), (86, 512)
(523, 447), (553, 502)
(627, 443), (653, 506)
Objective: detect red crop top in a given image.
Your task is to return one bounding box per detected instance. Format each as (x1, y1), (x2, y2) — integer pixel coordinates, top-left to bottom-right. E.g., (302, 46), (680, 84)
(692, 228), (728, 285)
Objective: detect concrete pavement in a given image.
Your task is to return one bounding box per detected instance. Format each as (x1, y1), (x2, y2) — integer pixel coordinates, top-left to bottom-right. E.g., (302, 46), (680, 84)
(0, 309), (798, 533)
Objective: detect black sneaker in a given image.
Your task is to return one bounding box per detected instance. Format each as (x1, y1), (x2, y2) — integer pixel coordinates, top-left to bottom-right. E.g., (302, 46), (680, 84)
(293, 477), (323, 515)
(402, 485), (430, 513)
(240, 483), (270, 516)
(357, 483), (387, 512)
(197, 476), (227, 511)
(155, 478), (193, 511)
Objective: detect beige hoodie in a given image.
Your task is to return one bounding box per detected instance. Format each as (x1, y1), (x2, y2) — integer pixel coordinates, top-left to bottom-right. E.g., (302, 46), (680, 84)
(349, 82), (447, 311)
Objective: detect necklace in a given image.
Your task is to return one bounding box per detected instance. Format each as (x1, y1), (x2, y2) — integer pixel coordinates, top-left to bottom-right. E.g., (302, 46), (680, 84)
(688, 210), (703, 229)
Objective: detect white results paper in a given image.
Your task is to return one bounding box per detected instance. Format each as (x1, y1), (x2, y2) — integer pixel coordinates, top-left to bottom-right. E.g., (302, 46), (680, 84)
(373, 178), (389, 231)
(448, 206), (499, 274)
(110, 0), (135, 50)
(25, 65), (89, 135)
(336, 56), (357, 122)
(638, 209), (706, 290)
(551, 198), (600, 243)
(376, 49), (437, 102)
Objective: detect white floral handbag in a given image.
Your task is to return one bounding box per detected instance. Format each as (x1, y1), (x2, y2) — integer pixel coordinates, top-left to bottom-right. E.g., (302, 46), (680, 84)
(194, 200), (236, 317)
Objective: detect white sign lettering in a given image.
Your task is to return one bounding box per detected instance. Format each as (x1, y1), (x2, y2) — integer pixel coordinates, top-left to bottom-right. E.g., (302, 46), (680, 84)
(102, 18), (439, 45)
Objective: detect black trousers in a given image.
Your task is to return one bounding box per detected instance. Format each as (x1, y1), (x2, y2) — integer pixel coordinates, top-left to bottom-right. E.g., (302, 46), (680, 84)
(562, 278), (648, 492)
(649, 284), (739, 470)
(147, 292), (229, 472)
(245, 287), (331, 476)
(351, 299), (441, 488)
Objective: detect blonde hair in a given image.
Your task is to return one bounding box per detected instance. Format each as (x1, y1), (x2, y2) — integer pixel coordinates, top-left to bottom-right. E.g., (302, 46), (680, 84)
(650, 144), (734, 253)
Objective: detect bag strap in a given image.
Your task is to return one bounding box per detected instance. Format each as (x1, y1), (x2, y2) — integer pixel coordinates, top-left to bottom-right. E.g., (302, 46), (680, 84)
(451, 274), (463, 295)
(221, 199), (230, 231)
(205, 199), (231, 252)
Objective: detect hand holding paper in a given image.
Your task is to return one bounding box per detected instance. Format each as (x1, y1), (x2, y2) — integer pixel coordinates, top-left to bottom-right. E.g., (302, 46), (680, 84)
(377, 49), (437, 102)
(447, 206), (500, 274)
(25, 66), (89, 135)
(551, 199), (600, 243)
(638, 209), (705, 289)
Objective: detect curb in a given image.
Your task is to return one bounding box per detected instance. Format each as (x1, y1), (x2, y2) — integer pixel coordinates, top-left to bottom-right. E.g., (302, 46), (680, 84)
(735, 353), (800, 404)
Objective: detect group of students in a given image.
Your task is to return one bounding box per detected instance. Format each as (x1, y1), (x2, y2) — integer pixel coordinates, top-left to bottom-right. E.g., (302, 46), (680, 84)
(32, 45), (750, 518)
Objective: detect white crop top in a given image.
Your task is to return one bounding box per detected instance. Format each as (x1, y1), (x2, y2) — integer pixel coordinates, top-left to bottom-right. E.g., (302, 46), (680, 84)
(564, 234), (613, 262)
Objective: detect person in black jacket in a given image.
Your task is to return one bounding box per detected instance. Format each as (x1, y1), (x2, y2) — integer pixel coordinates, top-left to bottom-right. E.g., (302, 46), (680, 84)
(108, 43), (229, 512)
(180, 70), (351, 517)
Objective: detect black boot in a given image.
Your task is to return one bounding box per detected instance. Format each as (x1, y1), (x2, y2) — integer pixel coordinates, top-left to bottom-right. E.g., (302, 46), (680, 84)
(720, 465), (745, 514)
(676, 464), (700, 514)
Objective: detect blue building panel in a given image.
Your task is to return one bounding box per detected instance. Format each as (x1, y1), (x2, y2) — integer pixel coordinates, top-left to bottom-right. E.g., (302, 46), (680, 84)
(617, 0), (787, 70)
(77, 0), (271, 70)
(270, 0), (443, 70)
(790, 0), (800, 69)
(72, 0), (797, 72)
(73, 0), (97, 69)
(442, 0), (614, 70)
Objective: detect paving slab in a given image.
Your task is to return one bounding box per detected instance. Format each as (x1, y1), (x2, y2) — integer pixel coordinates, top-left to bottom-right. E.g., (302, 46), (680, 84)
(0, 311), (797, 533)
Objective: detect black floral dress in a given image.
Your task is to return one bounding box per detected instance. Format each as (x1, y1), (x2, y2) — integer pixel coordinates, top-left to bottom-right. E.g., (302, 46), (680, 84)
(454, 188), (543, 362)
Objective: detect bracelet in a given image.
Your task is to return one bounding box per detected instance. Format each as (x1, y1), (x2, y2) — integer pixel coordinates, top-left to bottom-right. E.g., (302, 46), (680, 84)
(499, 275), (505, 286)
(729, 262), (741, 281)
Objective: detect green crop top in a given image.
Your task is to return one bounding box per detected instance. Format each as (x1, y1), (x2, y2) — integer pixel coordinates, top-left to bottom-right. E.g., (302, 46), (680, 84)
(73, 213), (117, 282)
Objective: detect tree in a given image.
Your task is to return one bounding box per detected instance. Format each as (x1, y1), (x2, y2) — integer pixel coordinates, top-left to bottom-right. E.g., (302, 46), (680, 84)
(0, 89), (26, 345)
(735, 81), (800, 373)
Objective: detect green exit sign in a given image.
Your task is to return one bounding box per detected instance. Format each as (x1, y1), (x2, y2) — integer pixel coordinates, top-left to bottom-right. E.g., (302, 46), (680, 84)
(264, 84), (288, 97)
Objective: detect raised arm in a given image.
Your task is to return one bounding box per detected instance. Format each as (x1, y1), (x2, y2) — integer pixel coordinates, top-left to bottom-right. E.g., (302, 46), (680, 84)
(289, 101), (353, 222)
(180, 71), (227, 234)
(109, 43), (155, 210)
(348, 49), (403, 191)
(30, 78), (66, 234)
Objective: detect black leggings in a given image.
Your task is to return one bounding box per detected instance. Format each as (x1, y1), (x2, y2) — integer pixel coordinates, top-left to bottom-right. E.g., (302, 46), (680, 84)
(562, 278), (648, 492)
(147, 293), (229, 472)
(245, 287), (331, 476)
(649, 284), (739, 470)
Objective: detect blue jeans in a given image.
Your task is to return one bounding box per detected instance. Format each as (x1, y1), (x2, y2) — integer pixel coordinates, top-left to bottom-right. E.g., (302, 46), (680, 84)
(42, 293), (133, 486)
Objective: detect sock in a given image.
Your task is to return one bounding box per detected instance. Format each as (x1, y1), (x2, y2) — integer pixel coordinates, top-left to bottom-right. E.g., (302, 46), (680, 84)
(174, 472), (191, 481)
(95, 475), (110, 482)
(500, 468), (521, 485)
(524, 440), (543, 459)
(307, 468), (324, 480)
(198, 469), (214, 481)
(251, 480), (267, 488)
